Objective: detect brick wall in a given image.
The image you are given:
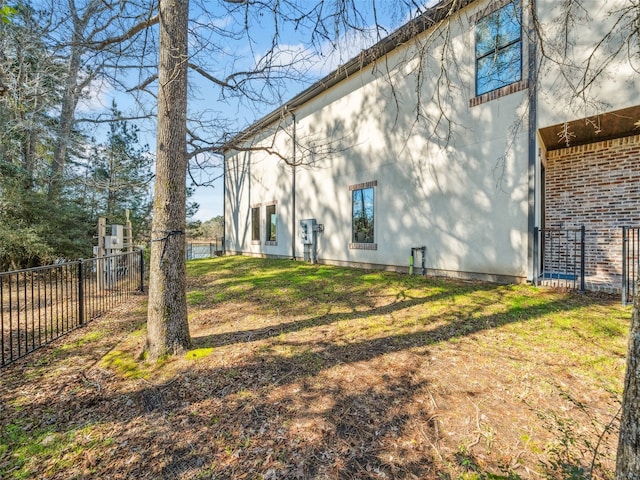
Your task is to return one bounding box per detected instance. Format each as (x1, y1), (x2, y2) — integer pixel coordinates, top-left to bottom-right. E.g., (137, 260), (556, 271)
(545, 134), (640, 282)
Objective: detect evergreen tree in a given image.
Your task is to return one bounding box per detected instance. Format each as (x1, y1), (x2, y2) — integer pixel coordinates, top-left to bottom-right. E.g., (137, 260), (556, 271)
(85, 102), (153, 243)
(0, 3), (91, 269)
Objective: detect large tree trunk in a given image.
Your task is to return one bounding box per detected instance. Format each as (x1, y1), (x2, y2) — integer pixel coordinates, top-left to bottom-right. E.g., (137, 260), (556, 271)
(616, 292), (640, 478)
(146, 0), (191, 360)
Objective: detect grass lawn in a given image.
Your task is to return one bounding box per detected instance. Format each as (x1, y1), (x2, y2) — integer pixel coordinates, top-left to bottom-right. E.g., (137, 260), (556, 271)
(0, 256), (630, 479)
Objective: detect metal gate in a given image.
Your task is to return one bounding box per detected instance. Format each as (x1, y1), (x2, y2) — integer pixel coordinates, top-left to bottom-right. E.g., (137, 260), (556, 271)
(534, 226), (585, 292)
(622, 226), (640, 305)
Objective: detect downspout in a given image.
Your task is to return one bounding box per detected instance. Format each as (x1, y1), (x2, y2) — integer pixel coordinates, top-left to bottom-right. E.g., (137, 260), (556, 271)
(222, 152), (226, 255)
(527, 0), (538, 283)
(291, 111), (297, 260)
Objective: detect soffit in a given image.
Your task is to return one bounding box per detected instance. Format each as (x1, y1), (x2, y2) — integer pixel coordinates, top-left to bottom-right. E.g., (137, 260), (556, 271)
(539, 104), (640, 151)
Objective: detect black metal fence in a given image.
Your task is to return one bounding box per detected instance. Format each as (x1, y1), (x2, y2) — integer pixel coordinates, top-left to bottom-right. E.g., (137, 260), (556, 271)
(622, 226), (640, 305)
(186, 239), (223, 260)
(1, 250), (145, 367)
(534, 226), (585, 292)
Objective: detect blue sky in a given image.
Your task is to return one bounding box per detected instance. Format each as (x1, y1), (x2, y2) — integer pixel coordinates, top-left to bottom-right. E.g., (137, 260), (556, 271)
(80, 0), (434, 222)
(187, 2), (397, 221)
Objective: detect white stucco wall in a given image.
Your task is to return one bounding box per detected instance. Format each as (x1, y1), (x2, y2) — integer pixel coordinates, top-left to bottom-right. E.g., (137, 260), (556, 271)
(536, 0), (640, 129)
(225, 0), (538, 281)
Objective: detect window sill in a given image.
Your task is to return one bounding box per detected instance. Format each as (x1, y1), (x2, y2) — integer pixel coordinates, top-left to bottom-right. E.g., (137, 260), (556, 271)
(251, 240), (261, 245)
(470, 79), (529, 107)
(265, 241), (277, 246)
(349, 243), (377, 250)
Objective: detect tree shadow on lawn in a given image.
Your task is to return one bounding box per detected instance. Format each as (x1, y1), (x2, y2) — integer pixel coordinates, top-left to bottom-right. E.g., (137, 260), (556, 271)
(189, 288), (453, 349)
(189, 290), (591, 397)
(176, 290), (612, 479)
(127, 292), (605, 479)
(0, 284), (618, 479)
(189, 281), (573, 351)
(185, 257), (504, 316)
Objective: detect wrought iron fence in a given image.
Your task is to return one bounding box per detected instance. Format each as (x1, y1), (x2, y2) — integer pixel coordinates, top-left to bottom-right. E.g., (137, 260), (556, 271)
(1, 250), (145, 367)
(622, 226), (640, 305)
(186, 238), (223, 260)
(534, 226), (585, 292)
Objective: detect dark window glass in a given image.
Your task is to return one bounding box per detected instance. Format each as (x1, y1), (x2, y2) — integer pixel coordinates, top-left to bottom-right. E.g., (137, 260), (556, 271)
(266, 204), (277, 242)
(251, 207), (260, 241)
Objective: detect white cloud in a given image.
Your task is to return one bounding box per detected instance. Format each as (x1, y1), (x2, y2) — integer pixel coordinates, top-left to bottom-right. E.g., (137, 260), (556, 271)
(77, 76), (114, 113)
(252, 28), (383, 82)
(308, 29), (381, 76)
(267, 1), (444, 79)
(209, 14), (234, 30)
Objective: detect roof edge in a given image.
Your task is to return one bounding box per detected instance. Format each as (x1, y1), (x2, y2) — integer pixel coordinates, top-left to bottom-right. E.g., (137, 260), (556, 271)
(219, 0), (477, 153)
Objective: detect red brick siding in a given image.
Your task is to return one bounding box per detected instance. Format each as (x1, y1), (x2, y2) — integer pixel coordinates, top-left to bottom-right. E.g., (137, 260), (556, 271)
(545, 135), (640, 282)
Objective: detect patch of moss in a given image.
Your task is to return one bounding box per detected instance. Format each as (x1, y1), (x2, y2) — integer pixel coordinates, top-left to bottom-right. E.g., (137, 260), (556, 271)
(0, 421), (106, 480)
(100, 350), (148, 379)
(129, 325), (147, 338)
(185, 347), (214, 360)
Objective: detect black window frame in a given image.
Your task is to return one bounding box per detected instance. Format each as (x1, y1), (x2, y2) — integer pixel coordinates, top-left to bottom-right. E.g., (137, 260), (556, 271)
(475, 1), (522, 97)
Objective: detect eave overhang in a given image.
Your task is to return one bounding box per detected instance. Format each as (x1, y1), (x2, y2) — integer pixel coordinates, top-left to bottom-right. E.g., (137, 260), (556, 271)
(219, 0), (477, 154)
(539, 105), (640, 152)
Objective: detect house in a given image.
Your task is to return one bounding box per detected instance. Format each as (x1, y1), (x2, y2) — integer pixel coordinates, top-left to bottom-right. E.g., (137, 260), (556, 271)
(222, 0), (640, 294)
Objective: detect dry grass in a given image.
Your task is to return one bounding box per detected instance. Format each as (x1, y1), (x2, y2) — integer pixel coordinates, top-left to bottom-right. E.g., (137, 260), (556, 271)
(0, 256), (629, 479)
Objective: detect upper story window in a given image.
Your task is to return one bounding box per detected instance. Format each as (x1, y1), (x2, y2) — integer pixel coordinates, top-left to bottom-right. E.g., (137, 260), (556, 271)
(475, 1), (522, 96)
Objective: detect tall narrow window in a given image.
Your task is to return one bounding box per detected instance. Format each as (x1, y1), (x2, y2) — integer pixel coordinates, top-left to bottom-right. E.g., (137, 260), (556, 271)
(475, 1), (522, 96)
(251, 206), (260, 242)
(266, 204), (277, 243)
(352, 187), (374, 243)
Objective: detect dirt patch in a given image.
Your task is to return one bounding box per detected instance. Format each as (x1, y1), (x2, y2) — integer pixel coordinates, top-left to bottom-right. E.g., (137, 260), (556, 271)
(0, 258), (627, 479)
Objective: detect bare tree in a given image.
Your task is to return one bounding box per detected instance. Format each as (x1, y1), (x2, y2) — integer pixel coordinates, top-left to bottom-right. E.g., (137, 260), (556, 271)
(42, 0), (160, 198)
(140, 0), (428, 357)
(146, 0), (191, 359)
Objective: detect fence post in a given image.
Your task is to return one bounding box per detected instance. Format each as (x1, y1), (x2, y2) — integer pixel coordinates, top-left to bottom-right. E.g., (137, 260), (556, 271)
(533, 227), (539, 286)
(627, 227), (640, 306)
(622, 226), (628, 305)
(580, 226), (586, 293)
(78, 259), (84, 326)
(139, 248), (145, 292)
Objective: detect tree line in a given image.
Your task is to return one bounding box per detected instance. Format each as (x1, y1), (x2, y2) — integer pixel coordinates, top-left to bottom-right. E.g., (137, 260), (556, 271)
(0, 4), (156, 271)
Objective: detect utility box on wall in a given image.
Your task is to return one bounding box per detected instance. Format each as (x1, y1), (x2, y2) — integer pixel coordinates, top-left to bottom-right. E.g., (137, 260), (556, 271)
(300, 218), (320, 263)
(300, 219), (316, 245)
